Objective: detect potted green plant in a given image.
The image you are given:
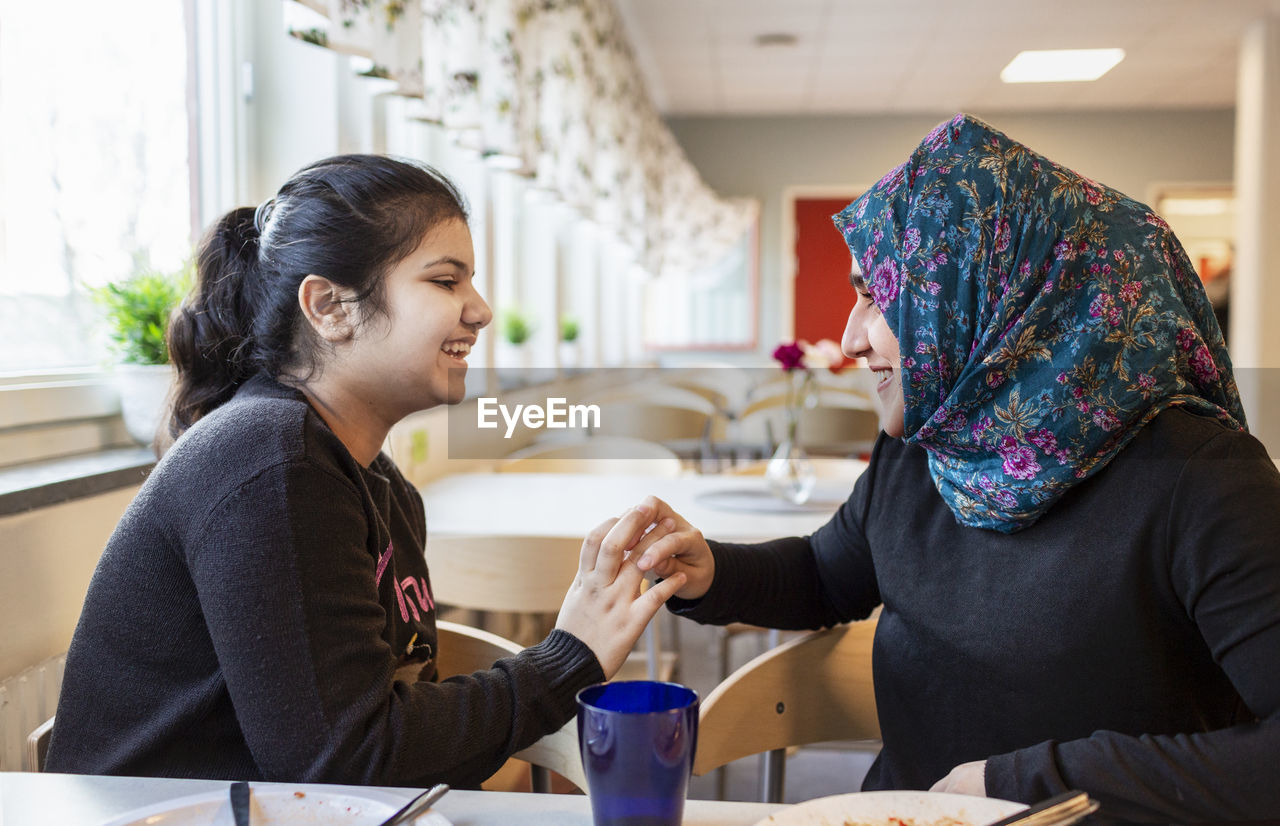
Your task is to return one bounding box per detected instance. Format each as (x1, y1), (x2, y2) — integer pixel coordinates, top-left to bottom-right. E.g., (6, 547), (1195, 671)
(92, 262), (191, 447)
(559, 314), (581, 369)
(559, 315), (579, 344)
(501, 307), (533, 347)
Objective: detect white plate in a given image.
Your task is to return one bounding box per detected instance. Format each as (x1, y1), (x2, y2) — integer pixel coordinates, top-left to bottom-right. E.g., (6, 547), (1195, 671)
(753, 790), (1025, 826)
(97, 785), (452, 826)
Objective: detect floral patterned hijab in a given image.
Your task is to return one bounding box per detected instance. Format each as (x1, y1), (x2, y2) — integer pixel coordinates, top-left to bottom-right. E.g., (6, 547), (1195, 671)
(833, 114), (1245, 532)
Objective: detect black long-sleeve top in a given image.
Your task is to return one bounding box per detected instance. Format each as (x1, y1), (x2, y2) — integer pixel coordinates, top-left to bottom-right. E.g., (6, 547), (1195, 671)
(671, 407), (1280, 823)
(46, 374), (603, 787)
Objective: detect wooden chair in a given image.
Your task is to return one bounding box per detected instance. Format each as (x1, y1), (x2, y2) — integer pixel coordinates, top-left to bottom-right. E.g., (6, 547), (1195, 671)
(584, 384), (727, 464)
(709, 455), (869, 717)
(25, 716), (54, 772)
(435, 620), (586, 792)
(735, 395), (879, 457)
(693, 618), (881, 803)
(426, 534), (677, 682)
(652, 377), (731, 416)
(497, 436), (684, 477)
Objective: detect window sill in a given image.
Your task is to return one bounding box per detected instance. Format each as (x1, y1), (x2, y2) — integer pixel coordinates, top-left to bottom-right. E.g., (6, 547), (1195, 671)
(0, 447), (155, 517)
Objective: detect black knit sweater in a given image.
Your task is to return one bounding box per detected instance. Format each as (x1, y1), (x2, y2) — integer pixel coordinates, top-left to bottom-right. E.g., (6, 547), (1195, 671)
(671, 407), (1280, 823)
(46, 374), (603, 787)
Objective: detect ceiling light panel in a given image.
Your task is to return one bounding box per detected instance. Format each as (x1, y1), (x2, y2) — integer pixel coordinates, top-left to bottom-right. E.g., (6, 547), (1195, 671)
(1000, 48), (1126, 83)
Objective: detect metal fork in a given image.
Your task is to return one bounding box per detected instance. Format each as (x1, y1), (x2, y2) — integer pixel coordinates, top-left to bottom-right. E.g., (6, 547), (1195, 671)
(984, 790), (1100, 826)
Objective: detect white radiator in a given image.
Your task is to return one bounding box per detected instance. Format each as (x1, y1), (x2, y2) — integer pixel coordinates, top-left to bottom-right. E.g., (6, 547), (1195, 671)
(0, 654), (65, 771)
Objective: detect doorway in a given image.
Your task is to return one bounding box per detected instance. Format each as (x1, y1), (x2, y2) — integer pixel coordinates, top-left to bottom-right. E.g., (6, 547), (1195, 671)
(791, 194), (861, 344)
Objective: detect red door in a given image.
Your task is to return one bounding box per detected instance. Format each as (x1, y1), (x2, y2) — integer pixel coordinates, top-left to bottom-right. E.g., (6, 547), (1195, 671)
(794, 196), (859, 344)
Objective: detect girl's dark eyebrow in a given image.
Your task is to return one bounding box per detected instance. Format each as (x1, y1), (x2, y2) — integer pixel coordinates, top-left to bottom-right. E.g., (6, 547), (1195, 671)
(422, 256), (471, 272)
(850, 271), (867, 290)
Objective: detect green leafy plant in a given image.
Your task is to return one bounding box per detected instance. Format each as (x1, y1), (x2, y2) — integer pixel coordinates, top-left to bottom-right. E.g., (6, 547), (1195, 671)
(501, 307), (533, 346)
(92, 263), (192, 365)
(559, 315), (580, 343)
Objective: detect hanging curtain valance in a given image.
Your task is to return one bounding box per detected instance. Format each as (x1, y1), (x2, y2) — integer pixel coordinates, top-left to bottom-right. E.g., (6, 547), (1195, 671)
(293, 0), (758, 278)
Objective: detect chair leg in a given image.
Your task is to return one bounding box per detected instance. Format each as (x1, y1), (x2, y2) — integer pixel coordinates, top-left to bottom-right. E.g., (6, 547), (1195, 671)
(760, 748), (786, 803)
(644, 622), (660, 681)
(531, 765), (552, 794)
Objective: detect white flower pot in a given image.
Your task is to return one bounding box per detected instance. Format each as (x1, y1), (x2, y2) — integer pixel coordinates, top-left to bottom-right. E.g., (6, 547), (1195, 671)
(559, 341), (580, 369)
(114, 363), (175, 447)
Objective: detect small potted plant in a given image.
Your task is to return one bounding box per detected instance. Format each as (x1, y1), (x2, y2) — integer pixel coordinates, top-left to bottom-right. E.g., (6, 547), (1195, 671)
(501, 307), (533, 348)
(93, 262), (191, 447)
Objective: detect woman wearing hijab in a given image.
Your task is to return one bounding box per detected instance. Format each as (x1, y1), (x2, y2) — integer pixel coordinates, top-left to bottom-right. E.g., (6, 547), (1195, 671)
(631, 115), (1280, 822)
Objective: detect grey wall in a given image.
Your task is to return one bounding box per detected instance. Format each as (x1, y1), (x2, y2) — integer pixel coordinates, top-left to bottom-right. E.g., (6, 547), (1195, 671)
(665, 108), (1236, 362)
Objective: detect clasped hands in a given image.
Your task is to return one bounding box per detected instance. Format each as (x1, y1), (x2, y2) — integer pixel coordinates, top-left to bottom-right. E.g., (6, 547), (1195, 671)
(554, 496), (713, 678)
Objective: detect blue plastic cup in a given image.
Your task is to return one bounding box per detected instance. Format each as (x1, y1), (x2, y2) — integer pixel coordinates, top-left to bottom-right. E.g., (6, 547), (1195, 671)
(577, 680), (700, 826)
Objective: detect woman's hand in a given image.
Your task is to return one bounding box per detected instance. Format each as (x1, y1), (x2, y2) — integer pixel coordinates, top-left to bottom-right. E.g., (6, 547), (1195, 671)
(630, 496), (715, 601)
(555, 504), (688, 678)
(929, 760), (987, 795)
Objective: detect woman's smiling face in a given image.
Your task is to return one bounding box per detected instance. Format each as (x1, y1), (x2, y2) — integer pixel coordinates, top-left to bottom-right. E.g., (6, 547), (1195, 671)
(841, 258), (904, 438)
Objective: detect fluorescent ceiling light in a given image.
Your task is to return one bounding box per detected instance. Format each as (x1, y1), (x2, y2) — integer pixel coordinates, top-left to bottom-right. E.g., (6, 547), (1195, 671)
(1000, 48), (1125, 83)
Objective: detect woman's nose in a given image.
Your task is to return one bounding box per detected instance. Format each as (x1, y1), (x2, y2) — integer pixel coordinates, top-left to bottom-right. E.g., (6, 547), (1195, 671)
(841, 305), (866, 359)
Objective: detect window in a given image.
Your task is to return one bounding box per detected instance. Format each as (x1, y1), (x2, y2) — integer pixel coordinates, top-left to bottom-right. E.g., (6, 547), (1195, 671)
(0, 0), (193, 373)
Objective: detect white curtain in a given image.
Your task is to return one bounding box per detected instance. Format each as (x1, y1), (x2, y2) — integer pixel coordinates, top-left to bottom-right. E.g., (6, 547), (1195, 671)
(296, 0), (758, 279)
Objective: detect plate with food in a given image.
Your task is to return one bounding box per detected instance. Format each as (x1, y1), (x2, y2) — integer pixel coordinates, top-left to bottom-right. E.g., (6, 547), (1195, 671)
(97, 784), (451, 826)
(753, 790), (1025, 826)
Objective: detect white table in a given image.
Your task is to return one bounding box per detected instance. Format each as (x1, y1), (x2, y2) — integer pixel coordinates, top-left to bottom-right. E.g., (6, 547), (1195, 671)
(0, 772), (788, 825)
(421, 470), (862, 543)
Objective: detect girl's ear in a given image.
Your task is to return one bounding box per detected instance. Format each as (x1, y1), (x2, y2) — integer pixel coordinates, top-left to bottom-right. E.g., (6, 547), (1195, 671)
(298, 275), (357, 342)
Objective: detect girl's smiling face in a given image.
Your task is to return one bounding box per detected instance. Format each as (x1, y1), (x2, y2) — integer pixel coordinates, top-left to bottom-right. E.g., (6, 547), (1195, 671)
(841, 259), (904, 438)
(334, 217), (492, 420)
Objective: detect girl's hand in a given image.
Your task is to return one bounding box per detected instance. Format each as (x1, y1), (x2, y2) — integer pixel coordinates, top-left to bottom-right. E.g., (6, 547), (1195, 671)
(631, 496), (715, 601)
(555, 505), (688, 678)
(929, 759), (987, 795)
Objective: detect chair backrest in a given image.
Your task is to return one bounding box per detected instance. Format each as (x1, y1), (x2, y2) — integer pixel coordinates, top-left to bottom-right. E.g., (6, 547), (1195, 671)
(592, 402), (714, 443)
(739, 389), (872, 420)
(25, 716), (55, 772)
(425, 534), (580, 615)
(497, 436), (684, 477)
(736, 398), (880, 453)
(435, 620), (586, 791)
(586, 384), (719, 415)
(794, 405), (881, 451)
(652, 378), (731, 414)
(427, 534), (674, 679)
(693, 618), (880, 778)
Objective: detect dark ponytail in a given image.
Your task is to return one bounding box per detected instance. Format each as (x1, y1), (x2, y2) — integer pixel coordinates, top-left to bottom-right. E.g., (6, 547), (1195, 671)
(167, 207), (262, 435)
(166, 154), (468, 439)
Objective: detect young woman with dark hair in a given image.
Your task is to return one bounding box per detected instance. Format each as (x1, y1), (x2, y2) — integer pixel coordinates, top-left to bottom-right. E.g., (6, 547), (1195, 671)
(46, 154), (684, 787)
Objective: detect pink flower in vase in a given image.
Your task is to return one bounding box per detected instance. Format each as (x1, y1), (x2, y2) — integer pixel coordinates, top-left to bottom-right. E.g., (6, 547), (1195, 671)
(772, 342), (806, 371)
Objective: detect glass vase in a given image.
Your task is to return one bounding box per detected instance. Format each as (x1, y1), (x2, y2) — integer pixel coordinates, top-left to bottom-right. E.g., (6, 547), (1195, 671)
(765, 416), (817, 505)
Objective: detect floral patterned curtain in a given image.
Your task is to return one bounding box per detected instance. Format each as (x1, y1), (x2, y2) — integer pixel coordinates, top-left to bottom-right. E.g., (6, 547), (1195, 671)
(295, 0), (758, 278)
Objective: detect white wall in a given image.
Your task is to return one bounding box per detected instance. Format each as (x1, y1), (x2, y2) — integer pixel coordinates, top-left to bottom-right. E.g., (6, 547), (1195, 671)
(665, 108), (1237, 364)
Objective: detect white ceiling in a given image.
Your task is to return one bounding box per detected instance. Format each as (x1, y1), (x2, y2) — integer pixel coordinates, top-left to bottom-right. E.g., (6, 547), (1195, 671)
(613, 0), (1280, 116)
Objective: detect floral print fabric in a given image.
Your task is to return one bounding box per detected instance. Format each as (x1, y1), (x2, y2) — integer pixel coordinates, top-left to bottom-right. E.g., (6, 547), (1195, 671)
(833, 114), (1246, 532)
